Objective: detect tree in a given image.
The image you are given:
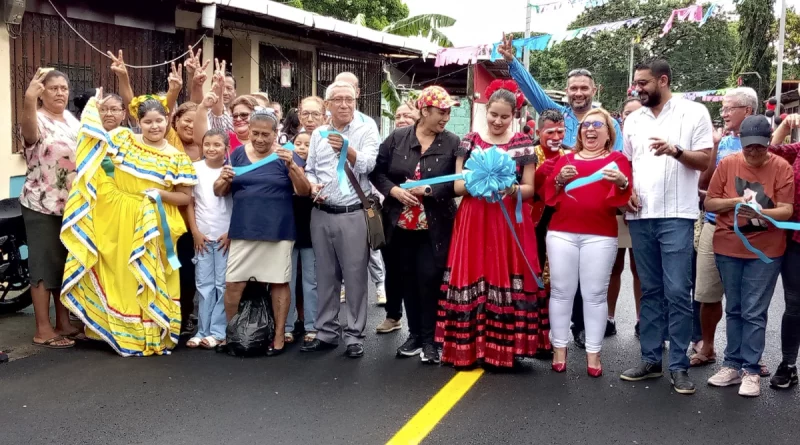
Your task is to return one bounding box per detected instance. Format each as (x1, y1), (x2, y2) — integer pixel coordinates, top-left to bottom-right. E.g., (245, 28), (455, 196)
(382, 14), (456, 47)
(293, 0), (409, 31)
(777, 7), (800, 80)
(732, 0), (775, 101)
(526, 0), (737, 110)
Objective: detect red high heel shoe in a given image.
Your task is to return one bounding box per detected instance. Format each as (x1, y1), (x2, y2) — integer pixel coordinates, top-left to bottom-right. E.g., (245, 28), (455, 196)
(587, 364), (603, 378)
(552, 350), (567, 373)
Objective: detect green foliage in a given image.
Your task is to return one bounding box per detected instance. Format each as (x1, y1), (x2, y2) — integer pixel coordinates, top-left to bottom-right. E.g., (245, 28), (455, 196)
(294, 0), (409, 31)
(382, 14), (457, 47)
(776, 7), (800, 80)
(732, 0), (775, 100)
(523, 0), (737, 110)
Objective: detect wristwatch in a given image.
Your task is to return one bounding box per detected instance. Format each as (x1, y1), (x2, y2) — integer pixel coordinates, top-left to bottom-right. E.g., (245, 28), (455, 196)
(424, 186), (432, 196)
(673, 145), (684, 159)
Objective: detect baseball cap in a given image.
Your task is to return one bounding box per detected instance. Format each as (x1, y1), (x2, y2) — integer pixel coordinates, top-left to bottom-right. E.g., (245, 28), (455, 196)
(417, 86), (460, 110)
(740, 115), (772, 147)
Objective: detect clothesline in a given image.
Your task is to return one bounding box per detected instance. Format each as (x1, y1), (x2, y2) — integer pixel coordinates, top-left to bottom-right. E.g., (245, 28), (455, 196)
(434, 3), (719, 68)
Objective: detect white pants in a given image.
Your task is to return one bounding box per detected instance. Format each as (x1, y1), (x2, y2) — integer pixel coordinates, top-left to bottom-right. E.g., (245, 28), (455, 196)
(547, 231), (618, 353)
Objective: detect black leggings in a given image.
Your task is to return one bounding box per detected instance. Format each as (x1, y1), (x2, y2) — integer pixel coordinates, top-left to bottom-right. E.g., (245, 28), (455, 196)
(384, 228), (443, 343)
(781, 240), (800, 364)
(177, 233), (196, 326)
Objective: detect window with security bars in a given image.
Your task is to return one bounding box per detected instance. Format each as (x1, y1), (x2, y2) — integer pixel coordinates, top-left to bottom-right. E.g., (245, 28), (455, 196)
(317, 51), (383, 129)
(258, 43), (313, 118)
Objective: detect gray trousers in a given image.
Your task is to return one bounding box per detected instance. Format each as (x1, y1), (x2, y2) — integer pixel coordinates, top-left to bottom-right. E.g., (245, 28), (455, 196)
(369, 249), (385, 284)
(311, 208), (370, 346)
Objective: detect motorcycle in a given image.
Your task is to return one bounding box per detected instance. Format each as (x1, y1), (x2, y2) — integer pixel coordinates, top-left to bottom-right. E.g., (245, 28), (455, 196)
(0, 198), (32, 315)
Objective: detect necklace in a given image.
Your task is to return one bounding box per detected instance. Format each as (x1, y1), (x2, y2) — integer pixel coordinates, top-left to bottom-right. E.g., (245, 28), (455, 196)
(577, 149), (608, 160)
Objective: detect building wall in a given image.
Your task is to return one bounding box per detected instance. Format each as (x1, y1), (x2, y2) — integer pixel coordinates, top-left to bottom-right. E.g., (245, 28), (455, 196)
(0, 27), (27, 199)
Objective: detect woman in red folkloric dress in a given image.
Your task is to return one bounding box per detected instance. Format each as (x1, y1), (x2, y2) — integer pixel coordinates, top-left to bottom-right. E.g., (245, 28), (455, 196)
(436, 80), (550, 369)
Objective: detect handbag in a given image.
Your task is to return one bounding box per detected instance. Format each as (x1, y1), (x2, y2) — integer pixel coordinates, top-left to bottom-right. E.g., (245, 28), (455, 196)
(344, 165), (386, 250)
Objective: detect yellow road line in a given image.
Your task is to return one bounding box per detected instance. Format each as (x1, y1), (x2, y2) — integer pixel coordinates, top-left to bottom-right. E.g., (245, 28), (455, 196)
(386, 369), (484, 445)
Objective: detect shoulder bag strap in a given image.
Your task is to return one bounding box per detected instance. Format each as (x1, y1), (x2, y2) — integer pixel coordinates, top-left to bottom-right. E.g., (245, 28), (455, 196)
(344, 165), (371, 208)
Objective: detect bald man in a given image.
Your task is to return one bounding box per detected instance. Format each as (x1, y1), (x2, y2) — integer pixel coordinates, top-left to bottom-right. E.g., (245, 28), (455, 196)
(334, 72), (388, 314)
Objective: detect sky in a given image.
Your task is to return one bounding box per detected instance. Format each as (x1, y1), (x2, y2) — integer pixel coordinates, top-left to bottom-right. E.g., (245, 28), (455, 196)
(403, 0), (800, 47)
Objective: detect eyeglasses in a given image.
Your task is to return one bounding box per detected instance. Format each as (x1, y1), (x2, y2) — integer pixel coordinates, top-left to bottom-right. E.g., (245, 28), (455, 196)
(300, 111), (323, 118)
(632, 78), (655, 88)
(720, 106), (748, 114)
(581, 121), (606, 129)
(232, 112), (251, 121)
(329, 98), (355, 106)
(99, 108), (124, 116)
(568, 69), (593, 79)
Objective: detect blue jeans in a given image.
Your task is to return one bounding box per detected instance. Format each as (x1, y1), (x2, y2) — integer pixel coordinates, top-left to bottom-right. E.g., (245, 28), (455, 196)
(716, 254), (782, 375)
(193, 240), (227, 340)
(287, 246), (318, 333)
(629, 218), (694, 372)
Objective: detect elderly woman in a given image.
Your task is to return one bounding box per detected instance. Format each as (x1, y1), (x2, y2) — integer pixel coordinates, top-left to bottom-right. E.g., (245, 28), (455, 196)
(20, 69), (79, 349)
(299, 96), (326, 133)
(544, 109), (632, 376)
(370, 86), (459, 363)
(705, 115), (794, 397)
(195, 70), (258, 152)
(214, 108), (311, 355)
(394, 102), (419, 129)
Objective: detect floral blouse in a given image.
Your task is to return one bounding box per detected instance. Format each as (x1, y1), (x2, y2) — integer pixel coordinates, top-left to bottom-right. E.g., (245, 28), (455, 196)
(20, 111), (79, 215)
(397, 161), (428, 230)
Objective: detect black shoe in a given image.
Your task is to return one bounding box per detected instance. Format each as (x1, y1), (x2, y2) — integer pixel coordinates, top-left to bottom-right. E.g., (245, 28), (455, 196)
(266, 345), (286, 357)
(181, 319), (196, 336)
(620, 362), (663, 382)
(420, 343), (440, 364)
(346, 344), (364, 358)
(573, 330), (586, 350)
(397, 335), (423, 357)
(670, 371), (696, 395)
(604, 320), (617, 337)
(300, 338), (337, 352)
(770, 362), (799, 389)
(634, 322), (640, 339)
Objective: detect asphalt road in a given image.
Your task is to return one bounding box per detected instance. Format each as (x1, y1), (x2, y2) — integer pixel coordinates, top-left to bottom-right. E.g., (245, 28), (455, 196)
(1, 260), (798, 445)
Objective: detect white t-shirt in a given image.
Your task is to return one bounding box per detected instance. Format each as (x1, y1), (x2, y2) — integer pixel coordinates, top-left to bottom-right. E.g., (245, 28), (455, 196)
(623, 96), (714, 220)
(192, 161), (233, 239)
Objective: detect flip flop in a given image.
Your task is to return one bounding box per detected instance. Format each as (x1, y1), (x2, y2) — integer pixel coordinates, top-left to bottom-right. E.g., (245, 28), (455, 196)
(200, 336), (221, 350)
(689, 352), (716, 367)
(186, 337), (202, 348)
(62, 330), (89, 341)
(32, 335), (75, 349)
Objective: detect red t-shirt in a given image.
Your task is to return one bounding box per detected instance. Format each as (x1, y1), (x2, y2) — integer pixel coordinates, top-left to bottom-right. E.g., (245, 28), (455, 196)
(229, 132), (244, 154)
(544, 151), (632, 237)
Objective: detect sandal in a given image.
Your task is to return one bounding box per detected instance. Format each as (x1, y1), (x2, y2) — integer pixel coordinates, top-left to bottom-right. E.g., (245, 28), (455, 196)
(689, 352), (716, 367)
(186, 337), (202, 348)
(32, 335), (74, 349)
(284, 332), (295, 344)
(62, 330), (88, 341)
(303, 332), (317, 343)
(200, 337), (223, 350)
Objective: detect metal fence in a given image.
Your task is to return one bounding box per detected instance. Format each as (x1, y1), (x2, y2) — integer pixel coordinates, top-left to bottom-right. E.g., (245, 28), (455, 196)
(317, 51), (383, 125)
(258, 43), (313, 115)
(9, 13), (197, 152)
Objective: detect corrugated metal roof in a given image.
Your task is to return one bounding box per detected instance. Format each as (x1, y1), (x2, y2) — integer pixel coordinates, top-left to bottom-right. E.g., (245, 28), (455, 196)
(196, 0), (439, 56)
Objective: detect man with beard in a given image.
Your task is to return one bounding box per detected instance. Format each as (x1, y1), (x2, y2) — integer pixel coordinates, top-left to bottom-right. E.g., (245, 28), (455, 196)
(498, 35), (622, 151)
(620, 59), (713, 395)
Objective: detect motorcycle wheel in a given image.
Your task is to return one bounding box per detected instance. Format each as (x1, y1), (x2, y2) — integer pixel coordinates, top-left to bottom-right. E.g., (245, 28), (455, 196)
(0, 287), (32, 315)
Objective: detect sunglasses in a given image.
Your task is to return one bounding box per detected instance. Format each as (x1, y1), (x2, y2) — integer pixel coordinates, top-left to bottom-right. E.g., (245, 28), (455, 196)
(568, 69), (593, 79)
(232, 112), (251, 121)
(581, 121), (606, 129)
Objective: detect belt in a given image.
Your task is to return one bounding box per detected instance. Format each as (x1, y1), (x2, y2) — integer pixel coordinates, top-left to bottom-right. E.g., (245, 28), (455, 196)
(314, 202), (363, 214)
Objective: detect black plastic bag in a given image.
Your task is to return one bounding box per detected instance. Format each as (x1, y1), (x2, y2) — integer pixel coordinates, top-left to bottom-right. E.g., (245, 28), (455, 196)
(225, 279), (275, 357)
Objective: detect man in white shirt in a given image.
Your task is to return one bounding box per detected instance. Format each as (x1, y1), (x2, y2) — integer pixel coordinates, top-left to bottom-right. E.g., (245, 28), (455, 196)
(620, 59), (713, 395)
(334, 71), (388, 309)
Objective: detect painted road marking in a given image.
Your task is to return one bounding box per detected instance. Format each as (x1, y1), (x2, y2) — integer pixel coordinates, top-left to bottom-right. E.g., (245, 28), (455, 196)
(386, 369), (484, 445)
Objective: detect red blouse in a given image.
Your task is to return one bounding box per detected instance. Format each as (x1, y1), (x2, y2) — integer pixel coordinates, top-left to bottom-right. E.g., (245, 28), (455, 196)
(397, 162), (428, 230)
(544, 151), (632, 237)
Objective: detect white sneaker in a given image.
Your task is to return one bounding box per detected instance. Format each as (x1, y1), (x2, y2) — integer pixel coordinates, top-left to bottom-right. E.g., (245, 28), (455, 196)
(739, 372), (761, 397)
(707, 367), (743, 387)
(376, 284), (387, 305)
(340, 286), (346, 303)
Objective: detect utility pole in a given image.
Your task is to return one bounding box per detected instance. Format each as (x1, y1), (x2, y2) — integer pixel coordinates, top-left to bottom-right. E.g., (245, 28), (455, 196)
(522, 1), (532, 127)
(628, 37), (635, 86)
(775, 0), (787, 116)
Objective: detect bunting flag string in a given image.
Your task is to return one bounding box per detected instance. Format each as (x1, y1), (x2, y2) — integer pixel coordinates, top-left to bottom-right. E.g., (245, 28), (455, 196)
(529, 0), (608, 14)
(434, 3), (720, 67)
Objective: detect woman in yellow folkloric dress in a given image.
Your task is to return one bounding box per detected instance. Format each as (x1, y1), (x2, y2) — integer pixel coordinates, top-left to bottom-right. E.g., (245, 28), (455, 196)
(60, 90), (197, 357)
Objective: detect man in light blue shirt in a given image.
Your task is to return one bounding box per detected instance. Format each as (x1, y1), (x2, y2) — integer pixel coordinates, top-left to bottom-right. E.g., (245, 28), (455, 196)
(497, 37), (623, 151)
(693, 87), (757, 368)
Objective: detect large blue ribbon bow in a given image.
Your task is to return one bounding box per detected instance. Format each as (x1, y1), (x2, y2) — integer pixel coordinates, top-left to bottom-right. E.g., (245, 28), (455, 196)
(734, 203), (800, 263)
(319, 130), (351, 195)
(400, 146), (543, 288)
(231, 142), (296, 176)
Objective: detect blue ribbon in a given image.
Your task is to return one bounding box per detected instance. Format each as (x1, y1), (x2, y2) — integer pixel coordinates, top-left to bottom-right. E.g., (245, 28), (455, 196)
(734, 203), (800, 263)
(564, 161), (619, 198)
(231, 142), (296, 176)
(144, 190), (181, 270)
(398, 173), (465, 189)
(320, 130), (351, 195)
